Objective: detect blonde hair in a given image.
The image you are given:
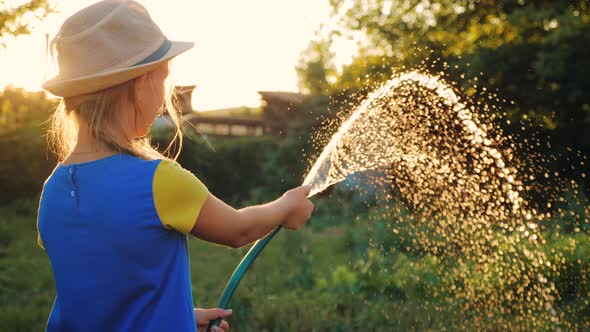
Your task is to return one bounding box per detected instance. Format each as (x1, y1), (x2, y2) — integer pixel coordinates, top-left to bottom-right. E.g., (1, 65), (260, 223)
(48, 63), (183, 161)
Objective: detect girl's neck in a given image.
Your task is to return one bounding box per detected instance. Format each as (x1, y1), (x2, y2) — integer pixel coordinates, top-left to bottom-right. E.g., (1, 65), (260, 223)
(62, 122), (119, 165)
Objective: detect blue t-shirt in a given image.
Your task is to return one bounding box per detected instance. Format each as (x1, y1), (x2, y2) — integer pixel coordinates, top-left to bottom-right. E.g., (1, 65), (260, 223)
(37, 153), (209, 331)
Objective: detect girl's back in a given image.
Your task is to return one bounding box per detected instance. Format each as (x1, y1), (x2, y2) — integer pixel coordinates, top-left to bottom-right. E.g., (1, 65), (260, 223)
(38, 154), (196, 331)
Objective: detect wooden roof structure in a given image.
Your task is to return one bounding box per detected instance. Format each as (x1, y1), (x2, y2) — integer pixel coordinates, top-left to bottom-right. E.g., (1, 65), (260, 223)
(257, 91), (306, 105)
(183, 113), (264, 137)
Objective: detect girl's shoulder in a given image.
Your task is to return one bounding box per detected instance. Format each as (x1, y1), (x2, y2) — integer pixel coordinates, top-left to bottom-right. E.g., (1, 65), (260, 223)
(43, 153), (165, 189)
(57, 152), (163, 170)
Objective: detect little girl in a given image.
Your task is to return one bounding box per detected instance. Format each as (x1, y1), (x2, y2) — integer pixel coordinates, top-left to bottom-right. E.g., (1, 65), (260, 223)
(37, 1), (314, 331)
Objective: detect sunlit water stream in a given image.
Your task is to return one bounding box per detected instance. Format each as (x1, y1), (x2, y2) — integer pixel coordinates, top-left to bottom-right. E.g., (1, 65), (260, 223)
(302, 71), (562, 330)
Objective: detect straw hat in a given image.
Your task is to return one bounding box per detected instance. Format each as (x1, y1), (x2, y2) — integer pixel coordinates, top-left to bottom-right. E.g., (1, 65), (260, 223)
(42, 0), (194, 97)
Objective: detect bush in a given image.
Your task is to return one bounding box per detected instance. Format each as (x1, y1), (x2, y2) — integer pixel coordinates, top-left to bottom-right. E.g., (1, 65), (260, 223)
(0, 125), (55, 204)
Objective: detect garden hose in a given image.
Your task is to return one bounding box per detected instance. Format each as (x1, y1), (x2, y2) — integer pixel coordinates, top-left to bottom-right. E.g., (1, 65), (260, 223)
(207, 225), (283, 332)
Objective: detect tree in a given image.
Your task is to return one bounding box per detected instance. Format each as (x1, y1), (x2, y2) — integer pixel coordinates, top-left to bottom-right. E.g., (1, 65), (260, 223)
(0, 85), (54, 132)
(0, 0), (54, 46)
(296, 38), (337, 95)
(299, 0), (590, 145)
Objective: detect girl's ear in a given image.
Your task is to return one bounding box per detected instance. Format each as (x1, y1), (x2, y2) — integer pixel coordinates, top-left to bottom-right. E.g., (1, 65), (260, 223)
(134, 73), (148, 99)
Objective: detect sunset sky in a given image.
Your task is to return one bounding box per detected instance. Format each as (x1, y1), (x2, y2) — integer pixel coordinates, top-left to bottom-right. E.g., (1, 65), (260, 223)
(0, 0), (357, 111)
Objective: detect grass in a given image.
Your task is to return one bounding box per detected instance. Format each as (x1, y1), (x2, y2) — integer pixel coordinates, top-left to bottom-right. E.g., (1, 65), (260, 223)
(2, 196), (589, 331)
(189, 223), (350, 306)
(0, 202), (55, 331)
(0, 200), (351, 331)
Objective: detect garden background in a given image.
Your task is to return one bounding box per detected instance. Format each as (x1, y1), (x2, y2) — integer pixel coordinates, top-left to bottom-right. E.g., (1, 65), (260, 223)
(1, 1), (589, 330)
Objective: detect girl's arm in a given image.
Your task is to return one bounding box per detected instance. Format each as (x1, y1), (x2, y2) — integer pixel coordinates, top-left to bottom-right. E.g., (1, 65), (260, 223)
(190, 185), (313, 248)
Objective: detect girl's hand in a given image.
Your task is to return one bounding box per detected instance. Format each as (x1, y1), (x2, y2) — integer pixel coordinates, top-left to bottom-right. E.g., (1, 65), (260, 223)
(281, 185), (314, 230)
(194, 308), (232, 332)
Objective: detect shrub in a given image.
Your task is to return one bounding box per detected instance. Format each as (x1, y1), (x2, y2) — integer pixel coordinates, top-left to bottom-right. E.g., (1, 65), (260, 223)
(0, 125), (55, 204)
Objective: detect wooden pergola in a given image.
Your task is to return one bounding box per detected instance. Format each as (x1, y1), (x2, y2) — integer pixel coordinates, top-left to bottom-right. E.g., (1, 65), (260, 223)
(183, 113), (265, 137)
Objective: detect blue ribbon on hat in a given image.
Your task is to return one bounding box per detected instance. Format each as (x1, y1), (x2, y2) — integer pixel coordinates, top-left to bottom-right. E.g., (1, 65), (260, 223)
(133, 39), (171, 66)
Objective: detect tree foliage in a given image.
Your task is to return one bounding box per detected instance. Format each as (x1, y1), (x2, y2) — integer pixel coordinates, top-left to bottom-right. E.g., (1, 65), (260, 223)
(296, 38), (337, 95)
(299, 0), (590, 145)
(0, 85), (53, 132)
(0, 0), (54, 46)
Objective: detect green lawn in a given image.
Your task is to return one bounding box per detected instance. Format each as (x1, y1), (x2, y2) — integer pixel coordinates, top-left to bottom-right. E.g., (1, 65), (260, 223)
(0, 201), (351, 331)
(2, 198), (589, 331)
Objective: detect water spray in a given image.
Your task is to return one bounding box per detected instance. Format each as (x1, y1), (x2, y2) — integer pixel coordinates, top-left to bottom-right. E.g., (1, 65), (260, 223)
(207, 70), (560, 330)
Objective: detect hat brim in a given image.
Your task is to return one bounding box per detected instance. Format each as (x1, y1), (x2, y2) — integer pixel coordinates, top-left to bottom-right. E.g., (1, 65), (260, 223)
(42, 40), (194, 98)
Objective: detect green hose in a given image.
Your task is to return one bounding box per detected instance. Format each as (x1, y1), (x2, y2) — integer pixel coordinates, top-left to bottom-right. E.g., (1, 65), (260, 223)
(206, 226), (283, 332)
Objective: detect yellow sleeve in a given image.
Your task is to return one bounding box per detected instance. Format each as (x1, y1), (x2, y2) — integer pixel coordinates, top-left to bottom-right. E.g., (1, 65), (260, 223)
(153, 159), (209, 234)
